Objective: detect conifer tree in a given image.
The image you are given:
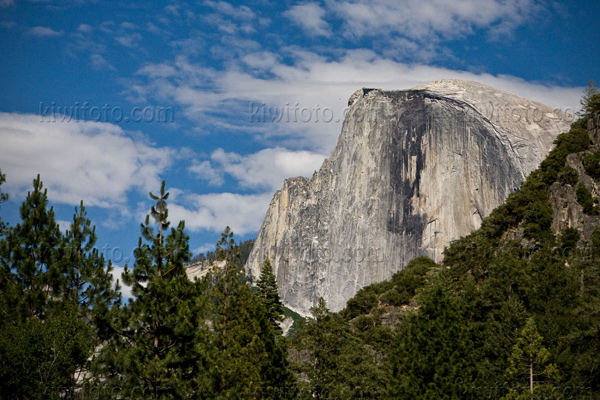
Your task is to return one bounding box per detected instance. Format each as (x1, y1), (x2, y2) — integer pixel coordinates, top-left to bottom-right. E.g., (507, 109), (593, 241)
(0, 174), (63, 319)
(207, 228), (296, 399)
(96, 180), (207, 399)
(580, 80), (600, 118)
(388, 284), (476, 399)
(0, 168), (8, 237)
(292, 297), (384, 399)
(257, 257), (284, 331)
(0, 175), (93, 398)
(61, 201), (121, 349)
(502, 317), (560, 400)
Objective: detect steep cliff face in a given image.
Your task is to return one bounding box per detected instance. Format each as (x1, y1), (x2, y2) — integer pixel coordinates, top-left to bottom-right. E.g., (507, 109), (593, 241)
(246, 79), (571, 315)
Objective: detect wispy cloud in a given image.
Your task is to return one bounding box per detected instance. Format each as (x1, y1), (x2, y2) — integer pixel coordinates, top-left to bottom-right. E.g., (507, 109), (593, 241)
(77, 23), (93, 33)
(90, 54), (116, 71)
(325, 0), (544, 41)
(134, 48), (583, 155)
(0, 21), (16, 28)
(284, 2), (331, 37)
(28, 26), (63, 37)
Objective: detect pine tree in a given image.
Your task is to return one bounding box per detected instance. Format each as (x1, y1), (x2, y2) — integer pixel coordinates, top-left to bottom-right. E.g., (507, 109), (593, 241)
(502, 317), (560, 400)
(0, 168), (8, 237)
(292, 297), (385, 400)
(0, 174), (63, 320)
(207, 228), (296, 399)
(96, 180), (207, 399)
(257, 257), (284, 331)
(388, 284), (476, 399)
(0, 176), (93, 398)
(580, 80), (600, 118)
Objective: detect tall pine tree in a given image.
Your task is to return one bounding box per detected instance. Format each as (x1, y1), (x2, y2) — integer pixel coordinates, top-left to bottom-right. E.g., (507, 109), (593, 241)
(0, 168), (8, 237)
(0, 176), (93, 398)
(256, 257), (284, 332)
(206, 228), (296, 399)
(0, 175), (63, 319)
(96, 181), (207, 399)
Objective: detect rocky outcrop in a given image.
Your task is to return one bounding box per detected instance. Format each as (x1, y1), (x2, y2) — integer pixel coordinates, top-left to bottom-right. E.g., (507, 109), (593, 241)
(549, 112), (600, 240)
(246, 79), (571, 316)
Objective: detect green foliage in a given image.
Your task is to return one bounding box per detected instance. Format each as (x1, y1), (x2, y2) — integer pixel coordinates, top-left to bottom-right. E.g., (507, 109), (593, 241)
(0, 176), (118, 398)
(388, 284), (476, 399)
(557, 166), (579, 186)
(540, 128), (590, 184)
(292, 298), (386, 399)
(584, 151), (600, 179)
(207, 228), (296, 399)
(0, 168), (7, 237)
(560, 227), (580, 256)
(502, 318), (560, 399)
(257, 258), (285, 331)
(95, 180), (204, 398)
(0, 305), (92, 399)
(576, 182), (599, 214)
(343, 256), (435, 319)
(578, 80), (600, 125)
(0, 175), (63, 320)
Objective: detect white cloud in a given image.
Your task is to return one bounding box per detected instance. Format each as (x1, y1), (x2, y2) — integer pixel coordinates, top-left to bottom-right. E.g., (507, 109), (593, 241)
(77, 23), (93, 33)
(0, 112), (173, 208)
(204, 0), (255, 20)
(28, 26), (63, 37)
(116, 32), (143, 48)
(90, 54), (116, 71)
(193, 243), (215, 255)
(56, 219), (72, 234)
(188, 160), (225, 186)
(325, 0), (543, 41)
(169, 192), (272, 236)
(207, 147), (326, 190)
(0, 21), (16, 29)
(135, 48), (583, 155)
(284, 3), (331, 37)
(111, 265), (133, 299)
(202, 0), (257, 34)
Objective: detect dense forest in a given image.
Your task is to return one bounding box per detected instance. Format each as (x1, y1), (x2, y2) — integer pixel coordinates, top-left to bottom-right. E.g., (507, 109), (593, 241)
(0, 84), (599, 399)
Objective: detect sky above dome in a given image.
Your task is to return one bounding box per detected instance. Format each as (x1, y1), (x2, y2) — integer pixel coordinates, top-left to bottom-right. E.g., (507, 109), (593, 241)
(0, 0), (599, 293)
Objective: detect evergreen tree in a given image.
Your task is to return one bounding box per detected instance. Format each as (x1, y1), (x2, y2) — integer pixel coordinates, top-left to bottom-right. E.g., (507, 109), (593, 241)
(503, 317), (560, 399)
(62, 201), (120, 315)
(580, 80), (600, 119)
(0, 168), (8, 237)
(388, 284), (476, 399)
(0, 174), (63, 320)
(0, 176), (94, 398)
(96, 180), (206, 399)
(257, 257), (284, 331)
(207, 228), (295, 399)
(292, 298), (385, 400)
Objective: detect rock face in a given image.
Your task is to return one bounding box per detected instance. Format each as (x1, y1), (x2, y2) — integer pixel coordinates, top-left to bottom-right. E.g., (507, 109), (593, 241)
(246, 79), (571, 316)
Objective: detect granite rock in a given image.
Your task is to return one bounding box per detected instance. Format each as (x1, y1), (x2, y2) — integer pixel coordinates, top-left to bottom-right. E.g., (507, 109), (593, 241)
(246, 79), (571, 316)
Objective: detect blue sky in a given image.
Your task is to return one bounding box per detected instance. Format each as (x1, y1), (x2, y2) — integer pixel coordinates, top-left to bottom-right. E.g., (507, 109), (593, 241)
(0, 0), (599, 294)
